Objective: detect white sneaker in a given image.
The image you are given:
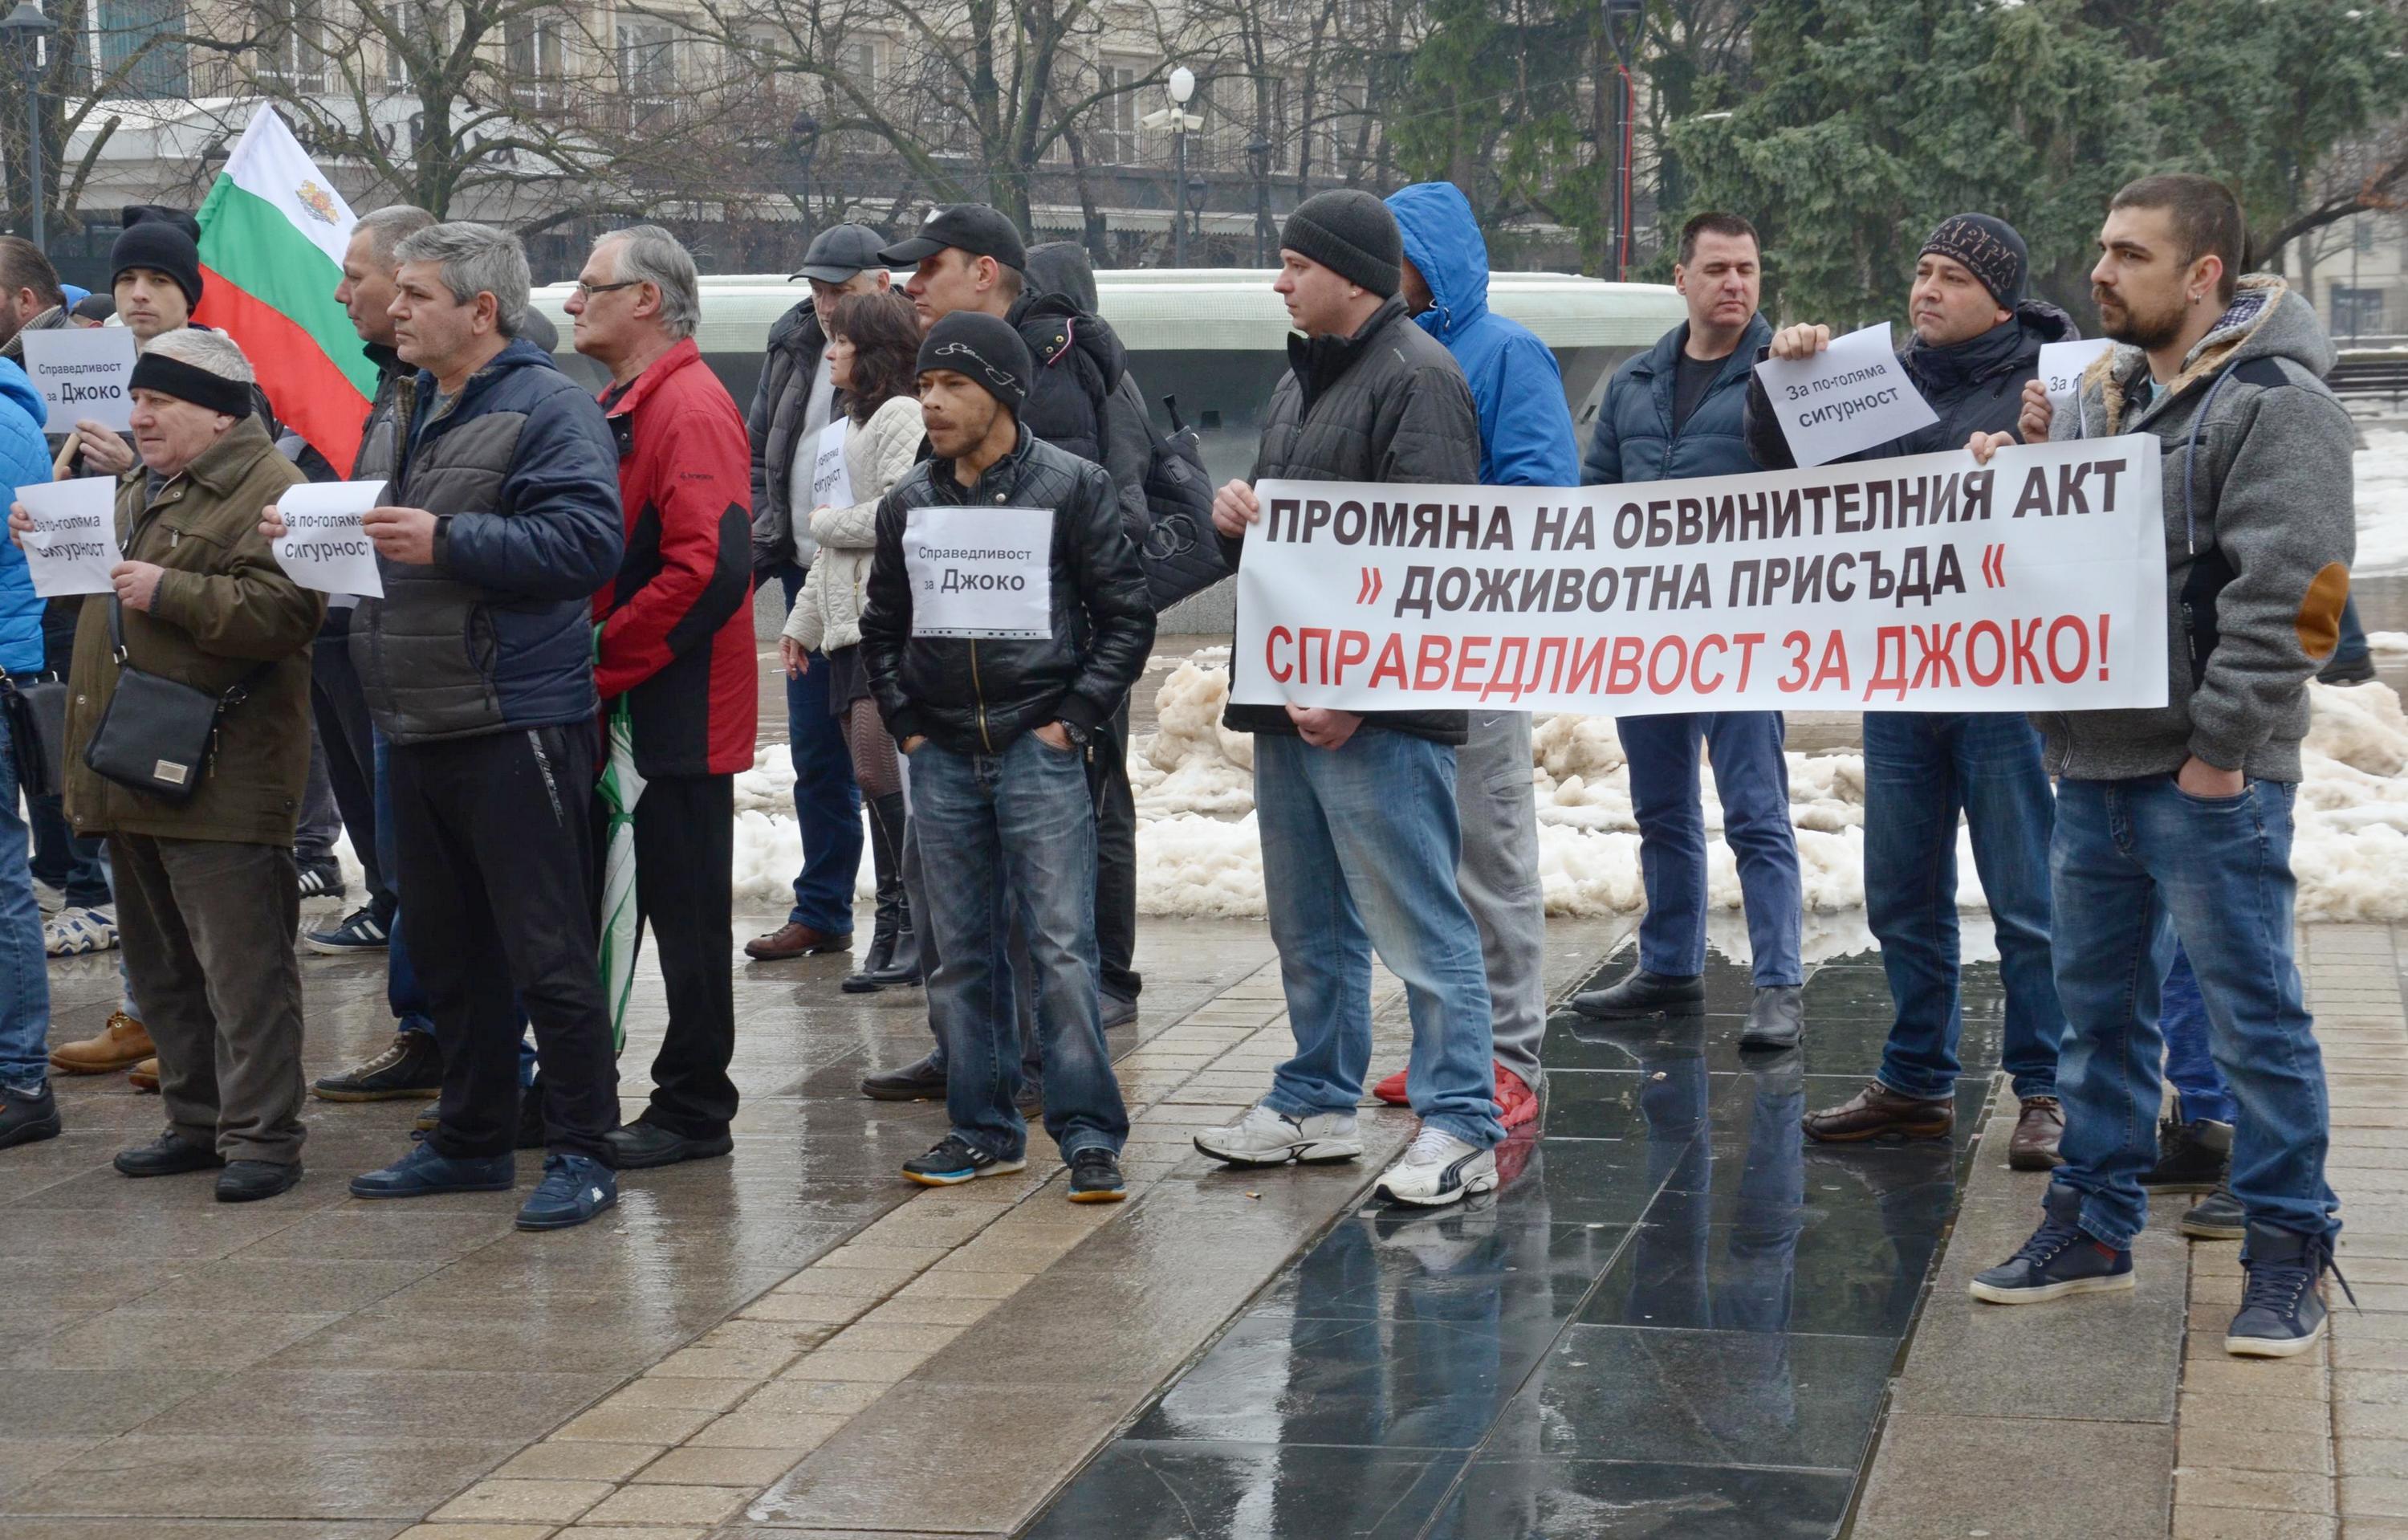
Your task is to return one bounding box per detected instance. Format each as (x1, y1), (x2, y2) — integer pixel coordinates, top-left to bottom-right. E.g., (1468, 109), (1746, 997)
(1374, 1127), (1499, 1208)
(1193, 1102), (1363, 1166)
(43, 905), (118, 957)
(31, 878), (66, 915)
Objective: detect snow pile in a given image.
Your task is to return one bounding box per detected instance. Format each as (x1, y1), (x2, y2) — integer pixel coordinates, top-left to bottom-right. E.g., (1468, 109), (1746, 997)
(721, 659), (2408, 924)
(2358, 428), (2408, 576)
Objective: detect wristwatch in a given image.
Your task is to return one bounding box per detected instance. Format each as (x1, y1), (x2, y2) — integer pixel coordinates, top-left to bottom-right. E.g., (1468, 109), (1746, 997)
(1056, 719), (1092, 749)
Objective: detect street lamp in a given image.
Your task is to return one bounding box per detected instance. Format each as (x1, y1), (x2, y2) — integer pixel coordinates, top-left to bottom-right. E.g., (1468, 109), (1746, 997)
(1601, 0), (1643, 280)
(1246, 136), (1272, 267)
(788, 110), (820, 245)
(1185, 173), (1208, 252)
(1, 2), (53, 249)
(1167, 65), (1194, 267)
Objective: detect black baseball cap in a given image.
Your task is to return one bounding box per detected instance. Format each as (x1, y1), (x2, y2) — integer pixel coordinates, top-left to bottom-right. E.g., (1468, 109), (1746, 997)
(878, 204), (1027, 272)
(791, 223), (890, 283)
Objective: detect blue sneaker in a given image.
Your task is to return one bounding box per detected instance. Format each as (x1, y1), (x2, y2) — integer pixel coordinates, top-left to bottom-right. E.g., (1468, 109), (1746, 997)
(2227, 1220), (2348, 1358)
(901, 1134), (1027, 1187)
(516, 1153), (617, 1231)
(1970, 1186), (2134, 1305)
(349, 1140), (515, 1200)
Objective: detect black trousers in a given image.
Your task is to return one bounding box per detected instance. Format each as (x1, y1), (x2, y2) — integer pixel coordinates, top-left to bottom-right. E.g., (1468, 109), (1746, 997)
(1088, 696), (1140, 1003)
(623, 772), (738, 1138)
(390, 724), (617, 1163)
(311, 614), (390, 918)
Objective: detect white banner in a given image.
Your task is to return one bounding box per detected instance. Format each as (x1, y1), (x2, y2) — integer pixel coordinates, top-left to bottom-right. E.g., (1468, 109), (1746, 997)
(2038, 337), (2115, 404)
(1752, 322), (1940, 466)
(903, 505), (1052, 638)
(1230, 436), (2169, 717)
(20, 328), (136, 433)
(270, 479), (386, 598)
(13, 476), (120, 597)
(811, 418), (852, 511)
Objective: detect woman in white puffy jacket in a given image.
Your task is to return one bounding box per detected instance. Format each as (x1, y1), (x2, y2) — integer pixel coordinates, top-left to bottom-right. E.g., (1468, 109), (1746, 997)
(779, 287), (927, 992)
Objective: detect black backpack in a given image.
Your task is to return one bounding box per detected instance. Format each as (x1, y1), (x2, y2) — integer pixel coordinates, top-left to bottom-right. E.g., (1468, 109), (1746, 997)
(1133, 394), (1229, 611)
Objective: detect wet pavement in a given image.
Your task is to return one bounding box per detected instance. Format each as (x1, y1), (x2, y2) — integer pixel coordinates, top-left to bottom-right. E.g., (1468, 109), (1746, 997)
(1026, 947), (2005, 1540)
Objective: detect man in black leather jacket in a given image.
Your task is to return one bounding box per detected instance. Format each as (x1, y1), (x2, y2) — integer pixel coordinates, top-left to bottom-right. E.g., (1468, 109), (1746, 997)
(860, 312), (1154, 1204)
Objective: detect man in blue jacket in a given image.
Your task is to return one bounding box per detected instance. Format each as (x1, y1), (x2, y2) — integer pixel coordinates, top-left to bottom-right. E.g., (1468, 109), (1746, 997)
(327, 222), (629, 1232)
(1569, 213), (1805, 1052)
(1376, 181), (1569, 1130)
(0, 356), (61, 1150)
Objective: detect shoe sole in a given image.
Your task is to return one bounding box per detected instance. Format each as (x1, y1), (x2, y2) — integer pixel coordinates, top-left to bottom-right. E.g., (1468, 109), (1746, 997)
(2139, 1179), (2223, 1195)
(840, 978), (887, 994)
(1804, 1121), (1953, 1145)
(2227, 1318), (2326, 1358)
(903, 1156), (1029, 1187)
(303, 937), (388, 955)
(312, 1083), (444, 1102)
(517, 1192), (619, 1232)
(1571, 1000), (1704, 1021)
(1738, 1033), (1800, 1052)
(128, 1074), (157, 1094)
(350, 1176), (515, 1199)
(1193, 1136), (1364, 1167)
(1377, 1169), (1500, 1208)
(2180, 1216), (2246, 1241)
(2007, 1149), (2066, 1172)
(612, 1135), (736, 1170)
(1969, 1272), (2136, 1305)
(217, 1169), (303, 1202)
(48, 1055), (148, 1074)
(745, 942), (852, 960)
(1068, 1186), (1128, 1204)
(0, 1116), (62, 1150)
(116, 1159), (225, 1178)
(859, 1081), (947, 1102)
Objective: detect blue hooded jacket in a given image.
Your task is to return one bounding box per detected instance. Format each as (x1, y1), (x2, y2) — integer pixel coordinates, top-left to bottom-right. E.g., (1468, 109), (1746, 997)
(1385, 182), (1578, 487)
(1582, 313), (1772, 487)
(0, 357), (55, 674)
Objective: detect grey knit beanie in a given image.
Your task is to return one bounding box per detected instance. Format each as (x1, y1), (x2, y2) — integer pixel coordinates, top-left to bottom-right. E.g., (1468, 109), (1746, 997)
(1279, 189), (1402, 299)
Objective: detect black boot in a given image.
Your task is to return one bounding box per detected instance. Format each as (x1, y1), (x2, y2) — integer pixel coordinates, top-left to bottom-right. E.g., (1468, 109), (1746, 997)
(844, 794), (906, 994)
(863, 795), (921, 988)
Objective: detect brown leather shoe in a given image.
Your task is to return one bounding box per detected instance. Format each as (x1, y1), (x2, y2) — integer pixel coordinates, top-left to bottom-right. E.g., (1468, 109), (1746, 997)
(50, 1011), (154, 1074)
(128, 1057), (159, 1093)
(1803, 1080), (1953, 1144)
(2009, 1095), (2064, 1171)
(744, 922), (851, 961)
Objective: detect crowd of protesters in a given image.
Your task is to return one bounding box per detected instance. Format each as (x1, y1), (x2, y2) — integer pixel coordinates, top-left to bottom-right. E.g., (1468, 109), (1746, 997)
(0, 168), (2357, 1357)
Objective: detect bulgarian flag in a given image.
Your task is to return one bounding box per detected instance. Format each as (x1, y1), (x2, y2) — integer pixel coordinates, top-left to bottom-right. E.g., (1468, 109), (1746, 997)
(193, 104), (375, 475)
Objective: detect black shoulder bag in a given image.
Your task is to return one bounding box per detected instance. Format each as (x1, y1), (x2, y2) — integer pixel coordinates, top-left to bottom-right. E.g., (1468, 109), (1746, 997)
(81, 597), (270, 805)
(0, 664), (67, 796)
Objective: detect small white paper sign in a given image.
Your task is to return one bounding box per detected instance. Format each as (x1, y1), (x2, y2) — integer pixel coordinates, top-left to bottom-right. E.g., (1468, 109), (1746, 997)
(13, 475), (120, 596)
(20, 327), (137, 432)
(903, 505), (1052, 639)
(811, 418), (852, 511)
(2038, 337), (2115, 405)
(1754, 322), (1941, 467)
(271, 479), (387, 598)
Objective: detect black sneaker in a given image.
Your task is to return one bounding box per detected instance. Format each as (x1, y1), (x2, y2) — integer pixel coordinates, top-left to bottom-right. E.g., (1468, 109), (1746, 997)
(2182, 1179), (2245, 1241)
(605, 1118), (734, 1169)
(295, 862), (346, 900)
(216, 1159), (303, 1202)
(860, 1053), (947, 1102)
(314, 1032), (444, 1102)
(1067, 1147), (1127, 1204)
(0, 1082), (60, 1150)
(2141, 1117), (2231, 1193)
(1970, 1187), (2133, 1305)
(304, 906), (390, 955)
(2228, 1221), (2346, 1357)
(113, 1132), (226, 1177)
(2320, 653), (2377, 686)
(902, 1135), (1027, 1187)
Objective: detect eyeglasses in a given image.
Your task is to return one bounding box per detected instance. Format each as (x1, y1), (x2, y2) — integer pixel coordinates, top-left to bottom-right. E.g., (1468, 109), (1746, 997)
(571, 279), (642, 301)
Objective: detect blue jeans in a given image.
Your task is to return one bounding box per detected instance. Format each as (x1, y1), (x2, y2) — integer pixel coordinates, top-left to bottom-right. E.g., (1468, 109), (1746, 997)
(913, 734), (1126, 1162)
(27, 791), (107, 906)
(2162, 943), (2237, 1126)
(0, 723), (51, 1091)
(2333, 596), (2370, 670)
(1618, 711), (1803, 987)
(2050, 776), (2336, 1249)
(1865, 711), (2064, 1100)
(1255, 729), (1502, 1150)
(779, 565), (860, 935)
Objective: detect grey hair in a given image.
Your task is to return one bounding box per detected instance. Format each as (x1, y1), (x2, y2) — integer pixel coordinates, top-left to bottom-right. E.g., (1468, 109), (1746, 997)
(144, 324), (254, 385)
(596, 224), (699, 340)
(353, 205), (436, 269)
(392, 221), (531, 336)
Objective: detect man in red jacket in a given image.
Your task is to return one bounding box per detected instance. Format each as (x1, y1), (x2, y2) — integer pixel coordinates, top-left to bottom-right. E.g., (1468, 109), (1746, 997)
(566, 224), (758, 1168)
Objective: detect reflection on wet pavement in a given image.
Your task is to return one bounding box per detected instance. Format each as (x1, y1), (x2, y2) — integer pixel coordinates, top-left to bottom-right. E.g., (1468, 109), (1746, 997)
(1025, 947), (2004, 1540)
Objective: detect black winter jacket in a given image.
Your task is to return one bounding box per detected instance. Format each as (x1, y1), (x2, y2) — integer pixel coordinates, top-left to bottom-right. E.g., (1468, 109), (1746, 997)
(747, 298), (828, 572)
(1007, 258), (1155, 542)
(1743, 301), (2079, 468)
(1219, 296), (1483, 745)
(860, 427), (1155, 756)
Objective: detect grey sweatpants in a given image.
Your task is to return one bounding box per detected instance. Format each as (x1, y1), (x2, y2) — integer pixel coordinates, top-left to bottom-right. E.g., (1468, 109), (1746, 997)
(1455, 711), (1546, 1086)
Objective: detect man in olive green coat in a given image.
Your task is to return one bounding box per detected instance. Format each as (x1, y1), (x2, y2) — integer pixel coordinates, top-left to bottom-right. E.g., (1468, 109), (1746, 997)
(22, 328), (320, 1201)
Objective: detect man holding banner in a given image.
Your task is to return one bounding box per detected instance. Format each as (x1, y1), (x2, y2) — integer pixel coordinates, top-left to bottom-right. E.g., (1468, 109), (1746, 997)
(1968, 175), (2352, 1359)
(1747, 214), (2076, 1168)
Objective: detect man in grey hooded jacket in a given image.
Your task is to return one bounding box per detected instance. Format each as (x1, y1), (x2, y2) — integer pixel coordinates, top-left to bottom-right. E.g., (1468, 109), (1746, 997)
(1964, 174), (2352, 1360)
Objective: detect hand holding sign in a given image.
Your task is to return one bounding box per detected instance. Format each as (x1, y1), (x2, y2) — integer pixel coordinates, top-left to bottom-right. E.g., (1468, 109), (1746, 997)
(11, 475), (120, 596)
(1755, 322), (1941, 467)
(269, 479), (387, 597)
(20, 328), (137, 433)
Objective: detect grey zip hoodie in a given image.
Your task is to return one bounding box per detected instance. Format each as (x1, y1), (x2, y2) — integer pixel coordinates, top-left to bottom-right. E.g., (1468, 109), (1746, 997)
(2038, 276), (2354, 783)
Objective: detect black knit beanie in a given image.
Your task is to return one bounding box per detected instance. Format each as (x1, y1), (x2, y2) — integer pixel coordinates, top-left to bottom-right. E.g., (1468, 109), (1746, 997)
(111, 206), (204, 311)
(1919, 213), (2028, 311)
(1280, 189), (1402, 299)
(918, 311), (1032, 412)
